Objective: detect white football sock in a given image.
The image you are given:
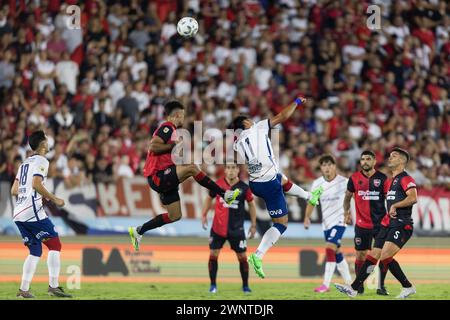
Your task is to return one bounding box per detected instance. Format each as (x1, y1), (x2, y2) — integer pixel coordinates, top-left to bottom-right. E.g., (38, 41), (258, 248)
(284, 183), (310, 200)
(47, 251), (61, 288)
(323, 262), (337, 288)
(255, 226), (282, 259)
(20, 255), (40, 291)
(337, 260), (352, 285)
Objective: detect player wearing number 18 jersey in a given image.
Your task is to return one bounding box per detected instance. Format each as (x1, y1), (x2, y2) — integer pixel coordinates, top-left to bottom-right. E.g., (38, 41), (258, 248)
(11, 130), (71, 298)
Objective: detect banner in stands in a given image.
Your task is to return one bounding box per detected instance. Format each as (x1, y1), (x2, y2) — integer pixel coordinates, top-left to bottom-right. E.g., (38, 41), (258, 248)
(1, 180), (449, 235)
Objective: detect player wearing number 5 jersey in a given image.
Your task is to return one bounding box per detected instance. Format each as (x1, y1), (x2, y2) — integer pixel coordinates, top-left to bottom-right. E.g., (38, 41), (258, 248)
(232, 97), (323, 279)
(201, 163), (257, 294)
(304, 155), (352, 292)
(11, 130), (72, 298)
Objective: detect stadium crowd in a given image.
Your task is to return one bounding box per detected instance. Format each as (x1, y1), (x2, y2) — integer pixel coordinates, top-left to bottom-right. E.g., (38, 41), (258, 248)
(0, 0), (449, 190)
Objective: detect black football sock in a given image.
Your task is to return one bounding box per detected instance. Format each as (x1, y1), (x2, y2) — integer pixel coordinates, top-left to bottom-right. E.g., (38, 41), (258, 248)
(194, 172), (225, 197)
(137, 213), (173, 235)
(351, 255), (378, 291)
(209, 255), (218, 286)
(238, 256), (249, 287)
(378, 262), (388, 289)
(382, 258), (412, 288)
(355, 258), (364, 289)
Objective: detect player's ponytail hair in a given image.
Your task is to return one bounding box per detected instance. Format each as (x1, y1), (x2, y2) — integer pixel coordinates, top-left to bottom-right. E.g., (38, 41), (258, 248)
(28, 130), (46, 151)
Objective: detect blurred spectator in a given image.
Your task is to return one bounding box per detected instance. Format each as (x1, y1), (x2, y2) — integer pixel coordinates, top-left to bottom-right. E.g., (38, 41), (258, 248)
(116, 155), (134, 178)
(0, 50), (15, 89)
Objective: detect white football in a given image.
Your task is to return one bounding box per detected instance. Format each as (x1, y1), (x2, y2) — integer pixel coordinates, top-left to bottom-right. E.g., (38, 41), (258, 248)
(177, 17), (199, 37)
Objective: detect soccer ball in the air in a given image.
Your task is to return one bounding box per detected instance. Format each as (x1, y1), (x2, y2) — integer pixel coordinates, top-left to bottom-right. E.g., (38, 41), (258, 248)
(177, 17), (199, 37)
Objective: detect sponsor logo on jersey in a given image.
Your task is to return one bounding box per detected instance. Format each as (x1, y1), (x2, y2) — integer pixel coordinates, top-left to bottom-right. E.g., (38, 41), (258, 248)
(35, 231), (50, 240)
(164, 167), (172, 175)
(386, 190), (396, 200)
(357, 190), (381, 200)
(247, 160), (262, 174)
(163, 127), (169, 133)
(269, 209), (283, 216)
(373, 179), (381, 187)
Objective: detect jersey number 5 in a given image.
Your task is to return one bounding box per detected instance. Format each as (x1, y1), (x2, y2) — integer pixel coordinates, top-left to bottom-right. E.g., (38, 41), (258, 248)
(19, 164), (29, 186)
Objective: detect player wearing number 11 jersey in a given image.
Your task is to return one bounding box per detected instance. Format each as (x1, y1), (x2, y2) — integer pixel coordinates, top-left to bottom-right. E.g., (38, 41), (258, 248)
(232, 97), (324, 279)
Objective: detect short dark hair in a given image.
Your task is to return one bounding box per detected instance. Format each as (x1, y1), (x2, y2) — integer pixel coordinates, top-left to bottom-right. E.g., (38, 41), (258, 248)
(361, 150), (376, 158)
(391, 147), (410, 163)
(28, 130), (46, 151)
(318, 154), (336, 165)
(232, 115), (249, 130)
(164, 100), (184, 116)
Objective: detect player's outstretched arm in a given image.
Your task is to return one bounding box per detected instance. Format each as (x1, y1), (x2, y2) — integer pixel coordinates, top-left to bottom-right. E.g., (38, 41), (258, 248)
(149, 136), (176, 155)
(11, 179), (18, 196)
(269, 97), (306, 127)
(201, 195), (214, 230)
(32, 176), (65, 207)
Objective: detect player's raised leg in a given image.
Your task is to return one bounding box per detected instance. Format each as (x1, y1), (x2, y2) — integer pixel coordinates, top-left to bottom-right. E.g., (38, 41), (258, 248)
(248, 175), (288, 279)
(176, 164), (241, 205)
(281, 175), (323, 206)
(130, 199), (183, 251)
(249, 217), (287, 279)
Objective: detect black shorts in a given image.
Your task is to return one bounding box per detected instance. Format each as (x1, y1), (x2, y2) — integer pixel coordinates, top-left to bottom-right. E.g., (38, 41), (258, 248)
(385, 224), (413, 249)
(209, 229), (247, 253)
(147, 165), (180, 205)
(354, 225), (376, 251)
(354, 225), (387, 251)
(374, 226), (388, 249)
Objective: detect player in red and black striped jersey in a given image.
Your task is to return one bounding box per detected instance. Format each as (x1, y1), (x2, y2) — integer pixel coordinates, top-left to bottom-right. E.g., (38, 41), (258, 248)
(343, 150), (390, 295)
(128, 101), (241, 251)
(201, 163), (257, 294)
(336, 148), (418, 299)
